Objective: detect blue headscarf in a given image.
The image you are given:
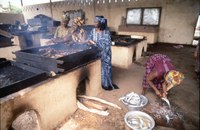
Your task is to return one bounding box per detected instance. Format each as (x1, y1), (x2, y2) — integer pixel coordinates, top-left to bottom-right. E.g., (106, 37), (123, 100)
(95, 16), (105, 24)
(94, 16), (107, 30)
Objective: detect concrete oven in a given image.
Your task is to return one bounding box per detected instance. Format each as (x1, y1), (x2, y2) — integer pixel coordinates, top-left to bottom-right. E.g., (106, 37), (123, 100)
(0, 43), (102, 130)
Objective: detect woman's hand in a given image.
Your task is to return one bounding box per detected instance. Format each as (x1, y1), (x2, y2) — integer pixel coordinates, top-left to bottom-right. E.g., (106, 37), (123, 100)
(147, 69), (162, 97)
(46, 39), (55, 45)
(155, 90), (162, 97)
(162, 82), (168, 98)
(162, 92), (167, 98)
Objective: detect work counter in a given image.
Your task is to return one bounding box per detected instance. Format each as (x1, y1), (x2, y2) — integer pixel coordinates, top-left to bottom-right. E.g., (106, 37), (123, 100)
(111, 38), (147, 68)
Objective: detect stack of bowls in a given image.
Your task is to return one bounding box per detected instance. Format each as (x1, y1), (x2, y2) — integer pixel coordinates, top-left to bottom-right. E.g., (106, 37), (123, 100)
(121, 93), (148, 111)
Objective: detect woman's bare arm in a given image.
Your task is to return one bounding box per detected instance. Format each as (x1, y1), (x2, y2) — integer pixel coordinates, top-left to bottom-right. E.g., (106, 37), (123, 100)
(162, 82), (167, 98)
(147, 69), (162, 97)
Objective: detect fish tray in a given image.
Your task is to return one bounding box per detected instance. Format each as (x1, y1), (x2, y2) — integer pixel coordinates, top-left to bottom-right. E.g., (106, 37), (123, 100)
(14, 43), (101, 73)
(0, 61), (47, 98)
(112, 37), (144, 46)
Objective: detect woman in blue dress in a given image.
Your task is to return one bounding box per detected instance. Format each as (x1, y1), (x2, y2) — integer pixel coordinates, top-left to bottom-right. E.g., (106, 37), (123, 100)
(88, 16), (118, 90)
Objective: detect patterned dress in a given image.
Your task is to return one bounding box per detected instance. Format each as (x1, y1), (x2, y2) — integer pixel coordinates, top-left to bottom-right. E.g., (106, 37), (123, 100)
(142, 54), (175, 89)
(88, 28), (114, 89)
(72, 27), (86, 43)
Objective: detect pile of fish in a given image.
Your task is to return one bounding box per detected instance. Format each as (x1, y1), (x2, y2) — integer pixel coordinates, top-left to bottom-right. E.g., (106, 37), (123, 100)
(119, 92), (146, 107)
(0, 66), (34, 88)
(149, 102), (183, 123)
(113, 39), (128, 43)
(0, 75), (11, 88)
(38, 47), (83, 58)
(126, 114), (152, 130)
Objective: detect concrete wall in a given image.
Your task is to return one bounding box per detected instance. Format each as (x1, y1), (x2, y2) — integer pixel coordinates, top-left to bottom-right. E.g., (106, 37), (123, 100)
(0, 13), (24, 24)
(22, 1), (95, 25)
(158, 0), (199, 44)
(111, 39), (147, 68)
(22, 0), (199, 44)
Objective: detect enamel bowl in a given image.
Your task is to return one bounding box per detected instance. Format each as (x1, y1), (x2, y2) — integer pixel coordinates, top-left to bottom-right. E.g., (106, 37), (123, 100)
(124, 111), (155, 130)
(122, 95), (148, 111)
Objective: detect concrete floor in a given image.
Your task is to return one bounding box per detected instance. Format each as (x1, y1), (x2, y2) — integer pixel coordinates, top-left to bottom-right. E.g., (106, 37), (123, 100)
(110, 43), (199, 129)
(57, 43), (199, 130)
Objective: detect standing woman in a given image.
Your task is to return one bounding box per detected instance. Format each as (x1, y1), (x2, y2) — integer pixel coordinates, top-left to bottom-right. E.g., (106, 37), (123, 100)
(47, 15), (73, 44)
(88, 16), (118, 90)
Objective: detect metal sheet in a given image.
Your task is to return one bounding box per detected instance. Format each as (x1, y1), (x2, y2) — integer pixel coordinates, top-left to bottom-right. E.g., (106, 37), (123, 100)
(14, 43), (100, 73)
(0, 61), (47, 98)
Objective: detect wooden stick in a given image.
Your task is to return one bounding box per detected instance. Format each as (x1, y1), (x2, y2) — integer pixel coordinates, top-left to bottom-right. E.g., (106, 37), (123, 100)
(78, 95), (121, 109)
(77, 101), (109, 116)
(78, 97), (108, 111)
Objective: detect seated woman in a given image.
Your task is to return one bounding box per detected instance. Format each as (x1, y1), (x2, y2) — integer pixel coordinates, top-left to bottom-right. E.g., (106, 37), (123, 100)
(142, 54), (184, 98)
(87, 16), (118, 90)
(47, 15), (73, 44)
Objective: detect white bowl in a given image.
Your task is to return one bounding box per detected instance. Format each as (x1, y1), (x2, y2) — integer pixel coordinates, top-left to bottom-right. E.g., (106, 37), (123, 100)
(122, 95), (148, 111)
(124, 111), (155, 130)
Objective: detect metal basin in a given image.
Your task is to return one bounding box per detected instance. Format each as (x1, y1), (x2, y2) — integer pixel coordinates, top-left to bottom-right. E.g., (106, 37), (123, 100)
(124, 111), (155, 130)
(122, 94), (148, 111)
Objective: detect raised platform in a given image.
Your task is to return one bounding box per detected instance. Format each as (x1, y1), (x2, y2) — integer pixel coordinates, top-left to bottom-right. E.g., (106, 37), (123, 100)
(118, 25), (158, 44)
(111, 39), (147, 68)
(0, 59), (102, 130)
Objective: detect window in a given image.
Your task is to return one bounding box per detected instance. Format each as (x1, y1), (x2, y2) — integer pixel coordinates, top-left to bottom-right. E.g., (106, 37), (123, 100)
(126, 7), (161, 26)
(126, 8), (142, 25)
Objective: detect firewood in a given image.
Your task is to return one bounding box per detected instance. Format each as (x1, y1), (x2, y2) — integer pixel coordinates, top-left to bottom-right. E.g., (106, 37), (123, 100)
(77, 101), (109, 116)
(78, 97), (108, 111)
(78, 95), (121, 109)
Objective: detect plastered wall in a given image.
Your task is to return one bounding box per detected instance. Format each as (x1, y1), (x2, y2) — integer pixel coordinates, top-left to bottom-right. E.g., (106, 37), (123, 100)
(0, 13), (24, 24)
(22, 0), (199, 45)
(22, 1), (95, 26)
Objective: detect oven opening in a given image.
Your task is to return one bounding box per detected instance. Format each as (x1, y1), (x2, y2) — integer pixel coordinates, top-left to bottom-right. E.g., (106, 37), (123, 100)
(132, 48), (136, 62)
(76, 77), (88, 96)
